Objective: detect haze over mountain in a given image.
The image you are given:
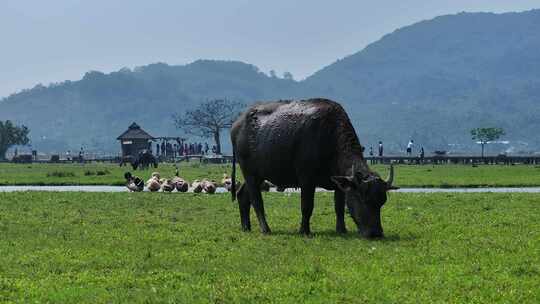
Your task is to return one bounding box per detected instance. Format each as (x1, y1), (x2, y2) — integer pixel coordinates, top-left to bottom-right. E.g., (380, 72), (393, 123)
(1, 9), (539, 154)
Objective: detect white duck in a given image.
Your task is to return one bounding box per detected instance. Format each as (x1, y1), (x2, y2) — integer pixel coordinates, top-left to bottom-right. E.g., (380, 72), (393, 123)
(146, 172), (162, 192)
(202, 179), (217, 194)
(161, 179), (175, 192)
(191, 179), (203, 193)
(172, 167), (189, 192)
(124, 172), (144, 192)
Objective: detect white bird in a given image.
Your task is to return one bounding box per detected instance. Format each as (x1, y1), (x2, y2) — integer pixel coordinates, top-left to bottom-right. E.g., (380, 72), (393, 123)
(146, 172), (162, 192)
(191, 179), (203, 193)
(202, 179), (217, 194)
(161, 179), (175, 192)
(172, 167), (189, 192)
(124, 172), (144, 192)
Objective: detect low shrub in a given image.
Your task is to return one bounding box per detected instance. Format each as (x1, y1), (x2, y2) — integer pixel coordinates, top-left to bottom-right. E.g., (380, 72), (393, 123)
(96, 169), (110, 176)
(47, 171), (76, 178)
(84, 169), (111, 176)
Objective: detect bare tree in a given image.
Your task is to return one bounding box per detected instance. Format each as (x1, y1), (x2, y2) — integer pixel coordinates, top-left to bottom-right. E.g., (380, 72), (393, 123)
(173, 99), (244, 154)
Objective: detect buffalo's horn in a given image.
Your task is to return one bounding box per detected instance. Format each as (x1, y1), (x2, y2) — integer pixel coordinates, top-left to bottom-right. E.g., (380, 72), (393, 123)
(386, 164), (394, 187)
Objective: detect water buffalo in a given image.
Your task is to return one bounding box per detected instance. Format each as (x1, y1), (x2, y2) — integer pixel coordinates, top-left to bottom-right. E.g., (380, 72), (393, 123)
(120, 150), (158, 170)
(119, 155), (137, 169)
(135, 150), (158, 170)
(231, 98), (398, 238)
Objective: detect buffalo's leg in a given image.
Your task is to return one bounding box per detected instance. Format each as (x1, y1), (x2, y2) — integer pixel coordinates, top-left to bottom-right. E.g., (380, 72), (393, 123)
(299, 185), (315, 235)
(245, 177), (271, 234)
(236, 183), (251, 231)
(334, 189), (347, 233)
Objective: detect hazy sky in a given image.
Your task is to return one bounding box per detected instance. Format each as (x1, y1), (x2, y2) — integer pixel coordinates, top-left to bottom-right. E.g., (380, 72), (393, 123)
(1, 0), (539, 98)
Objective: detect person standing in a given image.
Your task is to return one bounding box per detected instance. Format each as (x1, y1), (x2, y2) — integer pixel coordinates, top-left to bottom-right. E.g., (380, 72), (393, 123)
(406, 140), (414, 156)
(79, 147), (84, 163)
(419, 146), (425, 164)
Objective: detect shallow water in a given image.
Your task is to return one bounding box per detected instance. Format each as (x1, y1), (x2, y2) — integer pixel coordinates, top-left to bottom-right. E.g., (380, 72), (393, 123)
(1, 186), (540, 193)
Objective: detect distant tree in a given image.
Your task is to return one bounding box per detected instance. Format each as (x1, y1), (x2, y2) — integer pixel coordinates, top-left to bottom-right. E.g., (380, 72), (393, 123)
(283, 71), (294, 80)
(0, 120), (30, 160)
(269, 70), (277, 78)
(173, 99), (244, 154)
(470, 127), (505, 157)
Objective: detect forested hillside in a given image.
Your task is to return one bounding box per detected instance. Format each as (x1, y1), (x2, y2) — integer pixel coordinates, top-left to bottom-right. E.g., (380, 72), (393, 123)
(304, 9), (540, 152)
(0, 61), (302, 152)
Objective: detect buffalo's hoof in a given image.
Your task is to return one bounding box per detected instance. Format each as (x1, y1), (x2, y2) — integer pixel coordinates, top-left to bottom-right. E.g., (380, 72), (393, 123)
(261, 227), (272, 235)
(299, 227), (311, 236)
(336, 227), (348, 234)
(361, 230), (384, 239)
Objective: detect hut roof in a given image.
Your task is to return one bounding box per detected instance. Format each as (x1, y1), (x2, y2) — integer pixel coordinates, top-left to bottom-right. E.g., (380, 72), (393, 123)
(117, 122), (154, 140)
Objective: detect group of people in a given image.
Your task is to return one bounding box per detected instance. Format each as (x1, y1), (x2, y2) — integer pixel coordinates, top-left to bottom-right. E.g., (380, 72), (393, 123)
(367, 140), (425, 159)
(155, 141), (219, 158)
(65, 147), (85, 163)
(368, 141), (385, 157)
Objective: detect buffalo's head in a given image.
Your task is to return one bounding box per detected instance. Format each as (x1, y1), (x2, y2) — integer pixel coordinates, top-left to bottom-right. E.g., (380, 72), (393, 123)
(331, 165), (398, 239)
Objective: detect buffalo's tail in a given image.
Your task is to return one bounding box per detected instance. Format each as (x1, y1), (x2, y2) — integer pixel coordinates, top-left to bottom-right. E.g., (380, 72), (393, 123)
(231, 148), (237, 201)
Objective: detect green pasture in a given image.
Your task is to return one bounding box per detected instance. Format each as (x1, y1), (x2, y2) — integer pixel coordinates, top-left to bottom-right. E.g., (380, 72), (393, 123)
(371, 164), (540, 188)
(0, 162), (231, 186)
(1, 162), (540, 188)
(0, 192), (538, 303)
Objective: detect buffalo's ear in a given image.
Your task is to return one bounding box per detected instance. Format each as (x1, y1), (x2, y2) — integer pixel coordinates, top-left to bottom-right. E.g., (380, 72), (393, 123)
(331, 176), (355, 192)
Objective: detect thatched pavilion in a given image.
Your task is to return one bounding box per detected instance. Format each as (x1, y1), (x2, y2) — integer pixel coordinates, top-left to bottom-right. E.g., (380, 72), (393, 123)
(117, 122), (154, 157)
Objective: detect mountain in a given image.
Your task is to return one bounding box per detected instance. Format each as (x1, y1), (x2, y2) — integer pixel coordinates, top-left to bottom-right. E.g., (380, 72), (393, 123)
(1, 10), (540, 154)
(0, 60), (303, 152)
(304, 9), (540, 152)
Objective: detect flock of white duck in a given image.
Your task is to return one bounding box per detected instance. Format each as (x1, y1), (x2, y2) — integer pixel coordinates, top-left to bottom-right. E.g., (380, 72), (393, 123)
(125, 167), (240, 193)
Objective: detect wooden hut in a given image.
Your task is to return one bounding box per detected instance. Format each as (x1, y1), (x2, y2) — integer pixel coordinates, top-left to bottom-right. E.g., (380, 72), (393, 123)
(117, 123), (154, 157)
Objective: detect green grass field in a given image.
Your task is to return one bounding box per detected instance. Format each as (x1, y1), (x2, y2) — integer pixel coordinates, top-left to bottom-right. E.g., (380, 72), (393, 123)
(371, 164), (540, 188)
(0, 162), (231, 186)
(0, 192), (538, 303)
(1, 162), (540, 188)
